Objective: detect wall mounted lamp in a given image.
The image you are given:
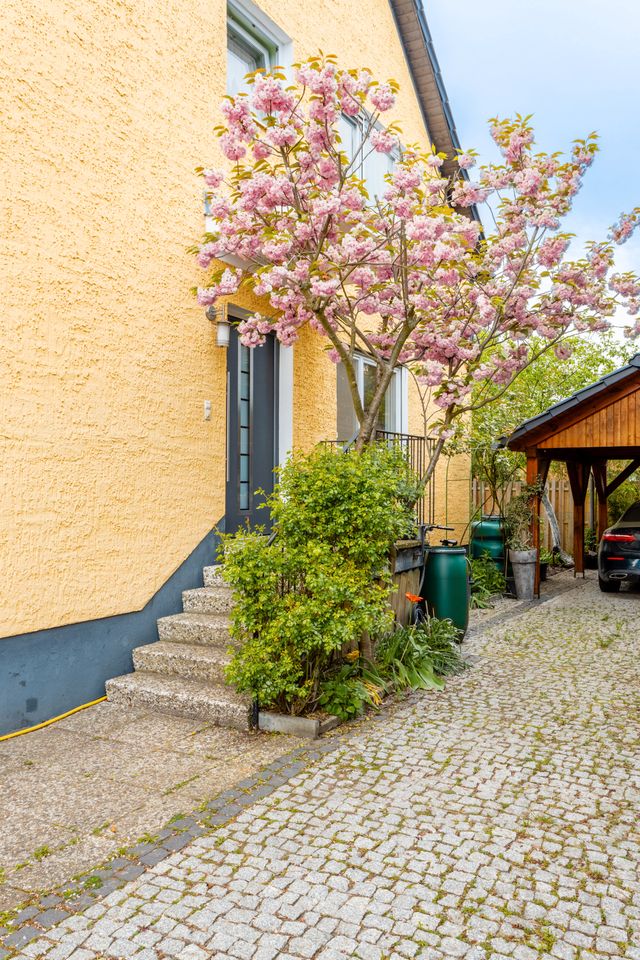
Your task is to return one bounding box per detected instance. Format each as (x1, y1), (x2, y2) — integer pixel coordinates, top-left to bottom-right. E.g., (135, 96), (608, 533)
(205, 303), (231, 348)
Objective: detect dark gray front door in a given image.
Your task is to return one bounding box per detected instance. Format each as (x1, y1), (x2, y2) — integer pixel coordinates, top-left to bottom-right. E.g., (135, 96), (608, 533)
(225, 327), (277, 532)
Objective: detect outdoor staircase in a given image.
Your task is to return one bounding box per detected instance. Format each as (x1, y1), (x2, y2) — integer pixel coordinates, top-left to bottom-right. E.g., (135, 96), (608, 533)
(106, 566), (252, 730)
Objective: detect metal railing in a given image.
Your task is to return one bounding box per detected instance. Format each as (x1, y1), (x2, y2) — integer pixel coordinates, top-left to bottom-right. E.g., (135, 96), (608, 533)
(323, 430), (435, 527)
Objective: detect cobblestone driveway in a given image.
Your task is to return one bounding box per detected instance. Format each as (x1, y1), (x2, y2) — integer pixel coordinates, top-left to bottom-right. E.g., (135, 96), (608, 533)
(11, 577), (640, 959)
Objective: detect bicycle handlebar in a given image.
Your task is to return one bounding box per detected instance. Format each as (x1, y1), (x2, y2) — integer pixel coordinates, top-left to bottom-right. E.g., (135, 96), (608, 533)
(422, 523), (455, 532)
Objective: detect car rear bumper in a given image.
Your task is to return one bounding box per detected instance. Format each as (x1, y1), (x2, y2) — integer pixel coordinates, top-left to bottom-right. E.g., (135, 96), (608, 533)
(598, 557), (640, 581)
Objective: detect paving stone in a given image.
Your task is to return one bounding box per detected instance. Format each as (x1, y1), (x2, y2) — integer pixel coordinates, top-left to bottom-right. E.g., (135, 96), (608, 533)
(4, 577), (639, 959)
(2, 925), (41, 948)
(37, 909), (70, 929)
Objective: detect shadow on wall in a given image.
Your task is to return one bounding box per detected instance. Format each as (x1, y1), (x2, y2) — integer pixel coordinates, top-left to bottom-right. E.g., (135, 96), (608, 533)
(0, 527), (221, 736)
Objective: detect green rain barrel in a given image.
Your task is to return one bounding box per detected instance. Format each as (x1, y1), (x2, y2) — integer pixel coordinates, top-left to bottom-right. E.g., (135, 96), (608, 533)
(470, 515), (506, 573)
(422, 546), (470, 638)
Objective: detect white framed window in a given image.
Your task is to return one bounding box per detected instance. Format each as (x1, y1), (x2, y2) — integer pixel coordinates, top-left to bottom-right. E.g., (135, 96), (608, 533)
(338, 114), (397, 200)
(227, 7), (278, 96)
(337, 355), (408, 441)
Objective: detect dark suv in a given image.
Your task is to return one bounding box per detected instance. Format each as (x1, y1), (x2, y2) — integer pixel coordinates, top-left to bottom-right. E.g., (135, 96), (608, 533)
(598, 501), (640, 592)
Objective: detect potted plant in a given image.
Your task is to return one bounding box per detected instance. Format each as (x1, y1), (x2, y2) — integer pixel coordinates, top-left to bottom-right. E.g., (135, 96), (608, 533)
(584, 527), (599, 569)
(539, 548), (553, 582)
(504, 482), (543, 600)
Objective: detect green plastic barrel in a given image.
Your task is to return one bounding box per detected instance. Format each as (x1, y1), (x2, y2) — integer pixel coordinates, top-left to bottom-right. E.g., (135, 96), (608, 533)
(470, 515), (506, 573)
(422, 546), (470, 637)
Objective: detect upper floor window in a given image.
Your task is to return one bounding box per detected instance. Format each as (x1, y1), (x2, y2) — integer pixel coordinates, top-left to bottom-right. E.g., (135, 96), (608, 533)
(227, 8), (277, 97)
(337, 355), (407, 442)
(338, 114), (397, 200)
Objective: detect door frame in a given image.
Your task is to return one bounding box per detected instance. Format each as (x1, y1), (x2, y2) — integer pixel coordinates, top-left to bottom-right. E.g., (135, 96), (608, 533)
(225, 309), (283, 531)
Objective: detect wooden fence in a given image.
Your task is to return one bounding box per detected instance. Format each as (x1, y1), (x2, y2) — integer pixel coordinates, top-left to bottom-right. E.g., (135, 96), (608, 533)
(471, 470), (598, 554)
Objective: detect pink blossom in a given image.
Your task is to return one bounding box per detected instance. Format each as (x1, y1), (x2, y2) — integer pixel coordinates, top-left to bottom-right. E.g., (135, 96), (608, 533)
(457, 153), (476, 170)
(514, 167), (543, 196)
(266, 125), (299, 148)
(370, 128), (397, 154)
(253, 141), (271, 160)
(451, 182), (490, 207)
(219, 133), (246, 161)
(554, 343), (572, 360)
(193, 56), (640, 433)
(196, 287), (217, 306)
(251, 75), (296, 114)
(610, 274), (640, 298)
(310, 277), (339, 297)
(370, 83), (396, 112)
(196, 242), (219, 269)
(218, 268), (242, 295)
(610, 209), (640, 244)
(537, 237), (570, 269)
(204, 169), (225, 189)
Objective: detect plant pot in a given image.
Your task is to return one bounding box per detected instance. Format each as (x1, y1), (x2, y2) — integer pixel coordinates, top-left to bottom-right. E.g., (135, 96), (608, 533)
(539, 562), (548, 582)
(584, 551), (598, 570)
(509, 548), (537, 600)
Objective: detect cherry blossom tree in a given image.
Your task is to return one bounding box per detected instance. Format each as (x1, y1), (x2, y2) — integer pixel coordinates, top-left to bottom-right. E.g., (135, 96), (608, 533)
(193, 54), (640, 481)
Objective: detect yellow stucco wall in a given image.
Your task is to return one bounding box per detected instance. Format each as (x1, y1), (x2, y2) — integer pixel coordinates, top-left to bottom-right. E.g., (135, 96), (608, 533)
(407, 376), (470, 546)
(0, 0), (468, 637)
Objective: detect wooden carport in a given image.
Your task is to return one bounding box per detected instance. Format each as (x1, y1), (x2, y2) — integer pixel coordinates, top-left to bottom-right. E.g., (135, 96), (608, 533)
(507, 354), (640, 592)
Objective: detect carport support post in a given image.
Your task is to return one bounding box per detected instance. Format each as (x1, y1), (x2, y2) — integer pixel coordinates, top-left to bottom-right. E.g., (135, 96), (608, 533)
(526, 452), (549, 597)
(567, 461), (590, 578)
(592, 460), (609, 541)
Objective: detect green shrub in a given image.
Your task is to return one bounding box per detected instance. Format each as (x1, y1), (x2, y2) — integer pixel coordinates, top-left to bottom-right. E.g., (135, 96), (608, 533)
(608, 478), (640, 524)
(221, 445), (422, 715)
(504, 480), (544, 551)
(469, 553), (506, 608)
(318, 663), (380, 721)
(317, 616), (464, 720)
(374, 617), (464, 692)
(270, 442), (421, 571)
(584, 528), (598, 552)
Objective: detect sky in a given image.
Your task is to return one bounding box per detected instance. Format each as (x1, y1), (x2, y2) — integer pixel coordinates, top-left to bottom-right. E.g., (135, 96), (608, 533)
(425, 0), (640, 329)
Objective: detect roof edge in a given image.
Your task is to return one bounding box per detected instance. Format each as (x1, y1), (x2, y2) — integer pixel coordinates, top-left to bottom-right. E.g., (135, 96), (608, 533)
(388, 0), (459, 160)
(508, 353), (640, 450)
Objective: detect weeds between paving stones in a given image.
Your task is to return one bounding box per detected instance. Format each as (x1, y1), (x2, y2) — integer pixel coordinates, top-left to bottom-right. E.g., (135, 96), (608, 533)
(2, 578), (639, 958)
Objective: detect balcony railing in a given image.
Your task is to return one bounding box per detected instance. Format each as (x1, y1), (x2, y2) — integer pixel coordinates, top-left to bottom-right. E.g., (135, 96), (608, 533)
(322, 430), (435, 527)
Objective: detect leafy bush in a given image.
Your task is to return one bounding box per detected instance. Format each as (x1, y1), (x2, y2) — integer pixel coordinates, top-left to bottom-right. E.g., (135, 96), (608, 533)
(608, 478), (640, 525)
(504, 480), (544, 550)
(222, 445), (422, 715)
(316, 616), (464, 720)
(584, 527), (598, 553)
(469, 554), (506, 608)
(270, 443), (421, 572)
(374, 617), (464, 691)
(318, 662), (382, 721)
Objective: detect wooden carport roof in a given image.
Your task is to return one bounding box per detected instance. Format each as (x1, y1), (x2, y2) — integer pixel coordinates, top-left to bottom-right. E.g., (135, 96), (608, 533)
(507, 353), (640, 588)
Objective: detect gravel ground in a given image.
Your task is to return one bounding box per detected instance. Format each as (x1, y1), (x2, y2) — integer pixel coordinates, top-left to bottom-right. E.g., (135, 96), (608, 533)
(3, 570), (639, 959)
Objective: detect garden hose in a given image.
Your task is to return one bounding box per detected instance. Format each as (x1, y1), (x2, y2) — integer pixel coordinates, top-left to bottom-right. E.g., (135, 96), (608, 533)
(0, 696), (107, 742)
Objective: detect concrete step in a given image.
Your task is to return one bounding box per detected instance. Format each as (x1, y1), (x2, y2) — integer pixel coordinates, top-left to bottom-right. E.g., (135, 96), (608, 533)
(133, 641), (230, 685)
(203, 565), (228, 588)
(157, 612), (232, 647)
(106, 672), (251, 730)
(183, 586), (233, 614)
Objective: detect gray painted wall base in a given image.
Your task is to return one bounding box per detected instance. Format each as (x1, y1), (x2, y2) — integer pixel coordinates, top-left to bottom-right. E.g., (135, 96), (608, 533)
(0, 527), (221, 736)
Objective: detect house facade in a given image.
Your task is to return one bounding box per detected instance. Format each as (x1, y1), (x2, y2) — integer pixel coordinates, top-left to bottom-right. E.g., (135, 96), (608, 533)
(0, 0), (470, 734)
